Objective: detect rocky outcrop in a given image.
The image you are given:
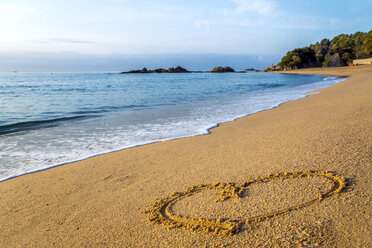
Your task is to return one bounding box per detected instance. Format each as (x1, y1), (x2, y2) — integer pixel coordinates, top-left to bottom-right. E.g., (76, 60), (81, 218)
(123, 67), (150, 73)
(121, 66), (190, 74)
(167, 66), (190, 73)
(264, 64), (283, 72)
(328, 53), (346, 67)
(211, 66), (235, 73)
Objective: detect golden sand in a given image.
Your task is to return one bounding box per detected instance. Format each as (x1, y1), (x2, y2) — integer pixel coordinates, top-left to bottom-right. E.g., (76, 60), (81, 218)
(0, 66), (371, 247)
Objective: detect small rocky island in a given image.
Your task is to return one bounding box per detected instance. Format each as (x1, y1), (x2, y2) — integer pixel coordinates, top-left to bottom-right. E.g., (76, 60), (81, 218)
(210, 66), (235, 73)
(121, 66), (190, 74)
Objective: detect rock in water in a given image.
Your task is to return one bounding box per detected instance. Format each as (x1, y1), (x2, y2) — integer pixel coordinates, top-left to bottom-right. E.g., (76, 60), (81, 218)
(121, 66), (190, 74)
(211, 66), (235, 73)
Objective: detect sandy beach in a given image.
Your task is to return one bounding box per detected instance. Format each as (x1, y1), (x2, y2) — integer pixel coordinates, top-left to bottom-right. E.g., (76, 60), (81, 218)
(1, 66), (371, 247)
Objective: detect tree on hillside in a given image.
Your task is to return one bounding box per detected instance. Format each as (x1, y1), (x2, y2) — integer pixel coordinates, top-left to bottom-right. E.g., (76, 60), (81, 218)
(278, 47), (317, 70)
(330, 34), (355, 63)
(362, 31), (372, 55)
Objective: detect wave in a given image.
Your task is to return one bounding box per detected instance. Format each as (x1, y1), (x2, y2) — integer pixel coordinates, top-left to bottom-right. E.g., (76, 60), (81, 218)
(257, 83), (285, 88)
(0, 115), (97, 136)
(71, 104), (148, 115)
(0, 104), (151, 136)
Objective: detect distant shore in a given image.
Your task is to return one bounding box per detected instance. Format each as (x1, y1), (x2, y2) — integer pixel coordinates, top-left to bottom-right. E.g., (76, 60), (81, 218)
(0, 66), (371, 247)
(268, 64), (372, 76)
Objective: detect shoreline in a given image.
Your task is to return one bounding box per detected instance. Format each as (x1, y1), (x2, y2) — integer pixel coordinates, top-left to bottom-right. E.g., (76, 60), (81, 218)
(1, 66), (371, 247)
(268, 64), (372, 76)
(0, 75), (344, 182)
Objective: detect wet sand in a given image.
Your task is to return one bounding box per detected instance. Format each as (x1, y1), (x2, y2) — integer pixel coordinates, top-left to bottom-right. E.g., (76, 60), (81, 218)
(1, 66), (371, 247)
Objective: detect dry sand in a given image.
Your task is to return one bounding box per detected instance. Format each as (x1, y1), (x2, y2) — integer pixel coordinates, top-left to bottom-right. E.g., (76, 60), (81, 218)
(1, 66), (371, 247)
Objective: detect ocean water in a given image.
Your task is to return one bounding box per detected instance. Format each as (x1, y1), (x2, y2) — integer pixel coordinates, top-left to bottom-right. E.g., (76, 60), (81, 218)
(0, 72), (344, 181)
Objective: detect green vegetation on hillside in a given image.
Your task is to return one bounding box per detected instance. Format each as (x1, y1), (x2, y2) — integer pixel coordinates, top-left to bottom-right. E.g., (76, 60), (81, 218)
(278, 30), (372, 70)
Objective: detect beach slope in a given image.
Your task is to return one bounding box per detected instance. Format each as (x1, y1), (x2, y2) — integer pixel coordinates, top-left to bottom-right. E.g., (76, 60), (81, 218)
(1, 67), (371, 247)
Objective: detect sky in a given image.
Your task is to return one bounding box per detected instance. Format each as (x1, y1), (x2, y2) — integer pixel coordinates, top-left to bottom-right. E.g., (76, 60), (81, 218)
(0, 0), (371, 71)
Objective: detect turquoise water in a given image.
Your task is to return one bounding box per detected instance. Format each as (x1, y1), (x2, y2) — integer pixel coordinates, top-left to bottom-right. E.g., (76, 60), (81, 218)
(0, 72), (343, 180)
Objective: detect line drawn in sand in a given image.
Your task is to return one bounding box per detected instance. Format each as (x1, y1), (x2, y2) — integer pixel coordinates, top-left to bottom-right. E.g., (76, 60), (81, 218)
(145, 171), (346, 236)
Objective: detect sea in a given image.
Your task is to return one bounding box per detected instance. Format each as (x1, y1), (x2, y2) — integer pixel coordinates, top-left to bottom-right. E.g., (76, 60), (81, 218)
(0, 72), (344, 181)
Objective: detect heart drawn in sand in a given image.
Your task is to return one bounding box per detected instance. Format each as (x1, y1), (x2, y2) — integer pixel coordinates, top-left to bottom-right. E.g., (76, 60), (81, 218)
(145, 171), (346, 236)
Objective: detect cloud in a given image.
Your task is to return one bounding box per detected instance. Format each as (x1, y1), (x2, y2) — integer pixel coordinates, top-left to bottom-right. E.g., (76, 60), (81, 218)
(232, 0), (277, 15)
(48, 38), (94, 44)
